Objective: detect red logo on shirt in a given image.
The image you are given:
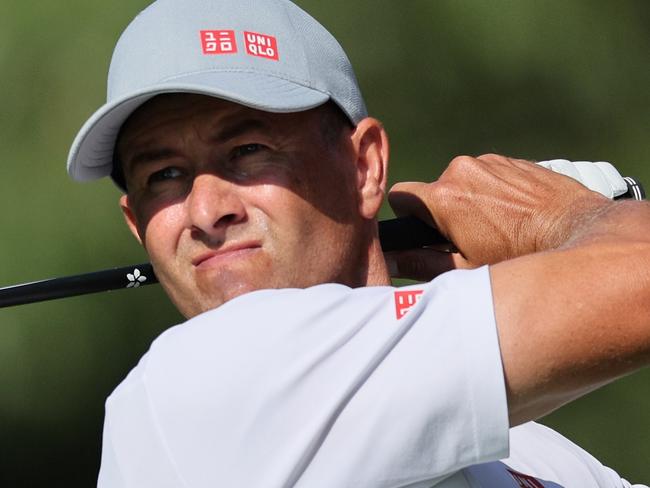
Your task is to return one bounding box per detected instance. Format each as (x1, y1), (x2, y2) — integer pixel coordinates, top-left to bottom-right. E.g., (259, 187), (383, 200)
(244, 31), (279, 60)
(200, 30), (237, 54)
(394, 290), (423, 320)
(507, 469), (545, 488)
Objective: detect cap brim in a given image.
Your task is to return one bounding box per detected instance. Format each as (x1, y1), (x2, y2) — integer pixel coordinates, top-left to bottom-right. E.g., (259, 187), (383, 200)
(67, 70), (331, 182)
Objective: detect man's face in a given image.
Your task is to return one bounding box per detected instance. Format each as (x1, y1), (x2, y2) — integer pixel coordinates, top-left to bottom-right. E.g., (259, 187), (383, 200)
(117, 94), (378, 317)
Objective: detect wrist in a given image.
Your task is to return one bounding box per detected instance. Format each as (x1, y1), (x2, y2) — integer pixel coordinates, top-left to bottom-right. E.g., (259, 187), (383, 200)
(536, 192), (613, 251)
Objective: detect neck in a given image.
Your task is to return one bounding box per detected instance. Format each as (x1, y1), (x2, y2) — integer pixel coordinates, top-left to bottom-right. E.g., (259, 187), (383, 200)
(361, 229), (392, 287)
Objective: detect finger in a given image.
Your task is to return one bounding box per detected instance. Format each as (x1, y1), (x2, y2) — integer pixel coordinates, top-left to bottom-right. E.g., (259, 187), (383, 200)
(388, 182), (438, 225)
(385, 249), (474, 282)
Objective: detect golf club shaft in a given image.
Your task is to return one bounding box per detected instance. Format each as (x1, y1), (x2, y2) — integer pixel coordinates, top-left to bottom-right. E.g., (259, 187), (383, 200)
(0, 217), (436, 308)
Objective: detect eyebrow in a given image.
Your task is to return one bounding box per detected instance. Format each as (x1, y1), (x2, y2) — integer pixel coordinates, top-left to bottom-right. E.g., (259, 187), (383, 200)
(124, 117), (274, 171)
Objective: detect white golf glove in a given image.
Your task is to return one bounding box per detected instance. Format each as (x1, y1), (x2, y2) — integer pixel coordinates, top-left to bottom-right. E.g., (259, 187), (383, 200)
(537, 159), (628, 199)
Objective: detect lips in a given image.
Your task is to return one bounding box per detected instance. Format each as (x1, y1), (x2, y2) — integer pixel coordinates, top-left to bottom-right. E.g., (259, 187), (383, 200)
(192, 242), (262, 269)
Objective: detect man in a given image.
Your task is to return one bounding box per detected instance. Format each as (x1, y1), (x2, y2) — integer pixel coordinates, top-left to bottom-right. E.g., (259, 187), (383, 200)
(67, 0), (650, 486)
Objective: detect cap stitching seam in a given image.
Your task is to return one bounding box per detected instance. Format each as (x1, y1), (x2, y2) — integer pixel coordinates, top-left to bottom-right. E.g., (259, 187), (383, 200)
(280, 0), (312, 87)
(160, 68), (331, 97)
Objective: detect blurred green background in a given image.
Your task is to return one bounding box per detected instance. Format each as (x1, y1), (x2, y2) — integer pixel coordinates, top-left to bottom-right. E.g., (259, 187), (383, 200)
(1, 1), (648, 486)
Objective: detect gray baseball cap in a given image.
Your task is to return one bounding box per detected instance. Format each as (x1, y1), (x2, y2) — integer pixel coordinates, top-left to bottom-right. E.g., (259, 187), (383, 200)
(67, 0), (367, 184)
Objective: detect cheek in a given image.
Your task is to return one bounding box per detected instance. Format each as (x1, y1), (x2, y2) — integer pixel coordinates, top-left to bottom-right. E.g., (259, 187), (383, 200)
(249, 183), (354, 273)
(297, 151), (359, 218)
(136, 202), (186, 259)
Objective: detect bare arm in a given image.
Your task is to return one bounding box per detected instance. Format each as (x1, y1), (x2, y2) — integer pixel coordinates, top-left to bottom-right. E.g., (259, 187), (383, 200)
(388, 155), (650, 426)
(492, 201), (650, 425)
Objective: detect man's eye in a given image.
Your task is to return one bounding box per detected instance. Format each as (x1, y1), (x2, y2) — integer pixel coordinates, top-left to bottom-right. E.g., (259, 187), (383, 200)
(147, 167), (183, 186)
(232, 143), (265, 158)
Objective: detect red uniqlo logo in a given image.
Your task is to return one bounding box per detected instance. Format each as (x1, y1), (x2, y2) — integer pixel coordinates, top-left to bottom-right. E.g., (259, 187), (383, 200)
(244, 31), (279, 60)
(200, 30), (237, 54)
(394, 290), (424, 320)
(506, 469), (545, 488)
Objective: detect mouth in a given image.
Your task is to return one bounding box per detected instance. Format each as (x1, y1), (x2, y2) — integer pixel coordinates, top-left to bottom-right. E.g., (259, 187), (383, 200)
(192, 242), (263, 269)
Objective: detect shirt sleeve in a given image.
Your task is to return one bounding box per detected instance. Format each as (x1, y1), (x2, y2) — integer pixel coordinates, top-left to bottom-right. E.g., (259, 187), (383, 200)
(98, 266), (509, 488)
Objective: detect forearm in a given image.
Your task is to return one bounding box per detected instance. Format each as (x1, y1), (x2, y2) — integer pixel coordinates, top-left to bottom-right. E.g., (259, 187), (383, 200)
(492, 200), (650, 425)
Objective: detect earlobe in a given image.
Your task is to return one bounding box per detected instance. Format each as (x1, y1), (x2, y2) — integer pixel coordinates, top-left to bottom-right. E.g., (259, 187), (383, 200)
(352, 117), (390, 219)
(119, 194), (144, 246)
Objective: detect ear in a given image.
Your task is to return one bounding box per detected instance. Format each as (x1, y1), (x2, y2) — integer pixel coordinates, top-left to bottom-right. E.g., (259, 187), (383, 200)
(119, 194), (144, 246)
(351, 117), (390, 219)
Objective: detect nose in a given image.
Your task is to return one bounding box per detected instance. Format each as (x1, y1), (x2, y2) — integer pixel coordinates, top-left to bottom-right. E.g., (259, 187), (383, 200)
(185, 173), (246, 241)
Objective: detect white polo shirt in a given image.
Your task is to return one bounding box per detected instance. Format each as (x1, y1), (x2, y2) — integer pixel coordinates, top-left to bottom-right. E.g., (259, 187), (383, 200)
(97, 267), (646, 487)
